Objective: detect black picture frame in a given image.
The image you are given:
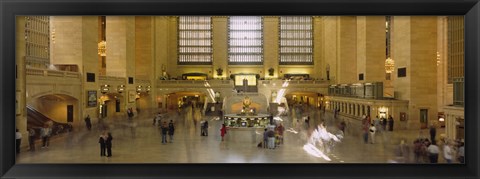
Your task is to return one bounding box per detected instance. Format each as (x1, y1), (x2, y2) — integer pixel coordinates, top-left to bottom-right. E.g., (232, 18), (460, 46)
(1, 0), (479, 178)
(87, 90), (97, 107)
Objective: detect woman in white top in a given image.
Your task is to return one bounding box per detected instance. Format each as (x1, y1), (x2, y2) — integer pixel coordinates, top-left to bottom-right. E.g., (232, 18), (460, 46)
(443, 141), (454, 163)
(369, 124), (376, 144)
(427, 141), (440, 163)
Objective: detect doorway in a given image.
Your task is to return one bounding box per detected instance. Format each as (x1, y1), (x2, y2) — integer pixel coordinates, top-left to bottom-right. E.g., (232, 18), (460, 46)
(420, 109), (428, 129)
(67, 105), (74, 122)
(116, 99), (121, 112)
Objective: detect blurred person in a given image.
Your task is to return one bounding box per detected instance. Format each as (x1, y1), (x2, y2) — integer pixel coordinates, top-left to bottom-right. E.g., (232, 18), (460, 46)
(220, 124), (227, 141)
(362, 119), (370, 144)
(429, 124), (437, 144)
(339, 120), (346, 135)
(373, 116), (380, 127)
(263, 128), (268, 148)
(168, 120), (175, 142)
(427, 141), (439, 163)
(381, 117), (387, 131)
(369, 123), (376, 144)
(40, 124), (51, 148)
(105, 132), (113, 157)
(267, 129), (276, 149)
(98, 131), (107, 157)
(161, 122), (168, 144)
(443, 141), (454, 163)
(457, 141), (465, 163)
(388, 115), (394, 131)
(28, 128), (36, 151)
(15, 129), (22, 154)
(276, 123), (285, 144)
(203, 120), (209, 136)
(85, 115), (92, 131)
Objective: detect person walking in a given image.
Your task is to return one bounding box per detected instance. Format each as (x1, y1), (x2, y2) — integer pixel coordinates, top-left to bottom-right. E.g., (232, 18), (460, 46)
(263, 128), (268, 148)
(168, 120), (175, 142)
(374, 116), (380, 129)
(276, 123), (285, 144)
(200, 121), (205, 136)
(369, 124), (377, 144)
(339, 120), (346, 135)
(85, 115), (92, 131)
(381, 117), (387, 131)
(28, 128), (36, 151)
(40, 124), (51, 148)
(267, 129), (276, 149)
(362, 120), (370, 144)
(105, 132), (113, 157)
(220, 124), (227, 141)
(161, 122), (168, 144)
(443, 141), (454, 163)
(203, 120), (209, 136)
(15, 129), (22, 154)
(99, 132), (107, 157)
(458, 141), (465, 163)
(388, 115), (394, 131)
(427, 141), (440, 163)
(429, 125), (437, 143)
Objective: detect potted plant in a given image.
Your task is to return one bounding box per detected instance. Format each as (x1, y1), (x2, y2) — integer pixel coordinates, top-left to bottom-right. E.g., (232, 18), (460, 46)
(216, 67), (223, 76)
(268, 68), (275, 76)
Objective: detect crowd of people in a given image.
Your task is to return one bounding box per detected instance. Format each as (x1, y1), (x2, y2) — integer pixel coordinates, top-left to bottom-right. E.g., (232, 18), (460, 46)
(16, 103), (465, 165)
(259, 123), (285, 149)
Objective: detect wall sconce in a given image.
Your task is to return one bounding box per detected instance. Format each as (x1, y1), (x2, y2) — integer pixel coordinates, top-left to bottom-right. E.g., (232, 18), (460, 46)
(100, 84), (110, 94)
(146, 85), (151, 93)
(136, 85), (143, 93)
(117, 85), (125, 93)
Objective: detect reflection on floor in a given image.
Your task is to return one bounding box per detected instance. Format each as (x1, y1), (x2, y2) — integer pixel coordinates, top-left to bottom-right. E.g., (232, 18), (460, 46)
(16, 107), (450, 163)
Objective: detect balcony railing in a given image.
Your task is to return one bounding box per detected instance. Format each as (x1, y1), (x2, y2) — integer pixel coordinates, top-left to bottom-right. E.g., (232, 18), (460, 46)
(26, 67), (80, 79)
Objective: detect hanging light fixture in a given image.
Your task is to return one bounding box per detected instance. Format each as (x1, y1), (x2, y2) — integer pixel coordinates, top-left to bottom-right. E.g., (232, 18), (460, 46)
(385, 16), (395, 74)
(98, 41), (106, 56)
(98, 16), (107, 56)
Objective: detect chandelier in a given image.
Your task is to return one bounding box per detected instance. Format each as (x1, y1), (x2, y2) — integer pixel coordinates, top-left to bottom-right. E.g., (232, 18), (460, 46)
(385, 57), (394, 73)
(98, 40), (106, 56)
(384, 16), (394, 74)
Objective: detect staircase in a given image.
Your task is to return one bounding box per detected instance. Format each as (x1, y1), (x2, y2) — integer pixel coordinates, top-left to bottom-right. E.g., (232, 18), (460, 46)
(27, 105), (70, 138)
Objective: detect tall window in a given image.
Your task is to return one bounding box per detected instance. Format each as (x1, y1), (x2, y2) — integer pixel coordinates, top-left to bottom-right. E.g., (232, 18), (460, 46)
(178, 16), (212, 65)
(279, 16), (313, 65)
(447, 16), (464, 84)
(228, 16), (263, 65)
(25, 16), (50, 67)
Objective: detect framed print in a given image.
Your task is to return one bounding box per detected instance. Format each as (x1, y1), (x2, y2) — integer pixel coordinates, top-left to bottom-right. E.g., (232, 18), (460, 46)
(87, 90), (97, 107)
(128, 90), (136, 103)
(2, 0), (480, 179)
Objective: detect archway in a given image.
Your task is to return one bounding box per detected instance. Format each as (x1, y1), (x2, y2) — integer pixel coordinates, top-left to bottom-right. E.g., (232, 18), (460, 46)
(165, 91), (207, 112)
(27, 94), (79, 135)
(135, 91), (151, 115)
(98, 93), (125, 119)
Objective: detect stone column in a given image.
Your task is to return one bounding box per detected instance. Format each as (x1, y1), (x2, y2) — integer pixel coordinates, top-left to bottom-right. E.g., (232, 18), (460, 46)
(356, 16), (386, 83)
(106, 16), (137, 111)
(135, 16), (154, 110)
(212, 16), (228, 79)
(337, 16), (357, 84)
(16, 16), (28, 148)
(263, 16), (279, 79)
(392, 16), (437, 129)
(81, 16), (101, 124)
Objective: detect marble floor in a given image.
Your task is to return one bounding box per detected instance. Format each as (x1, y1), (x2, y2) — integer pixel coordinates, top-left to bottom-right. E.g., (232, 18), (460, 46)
(16, 108), (451, 164)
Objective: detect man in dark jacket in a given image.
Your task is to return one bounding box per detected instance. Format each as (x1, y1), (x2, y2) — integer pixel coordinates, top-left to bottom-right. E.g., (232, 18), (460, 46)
(161, 122), (168, 144)
(429, 125), (436, 143)
(168, 120), (175, 142)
